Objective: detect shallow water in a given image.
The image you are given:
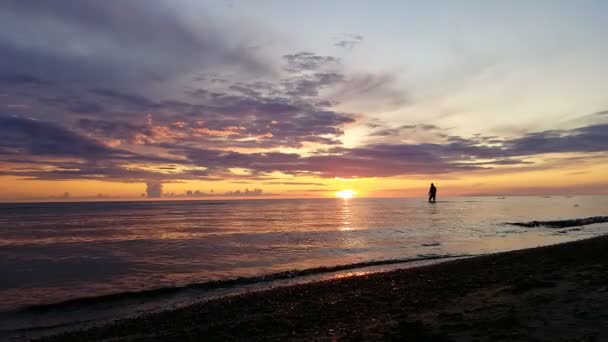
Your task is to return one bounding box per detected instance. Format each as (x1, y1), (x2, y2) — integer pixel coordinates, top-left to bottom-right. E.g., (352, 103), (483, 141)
(1, 196), (607, 338)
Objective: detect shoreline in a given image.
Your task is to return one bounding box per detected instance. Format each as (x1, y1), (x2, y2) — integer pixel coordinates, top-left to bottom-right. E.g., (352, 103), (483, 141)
(42, 234), (608, 341)
(3, 255), (473, 341)
(14, 253), (476, 313)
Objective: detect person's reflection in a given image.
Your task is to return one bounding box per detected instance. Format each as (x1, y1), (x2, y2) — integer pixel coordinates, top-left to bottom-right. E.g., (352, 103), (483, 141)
(428, 201), (438, 217)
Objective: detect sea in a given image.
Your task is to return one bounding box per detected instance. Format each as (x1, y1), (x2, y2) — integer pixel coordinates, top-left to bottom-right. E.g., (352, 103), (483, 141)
(1, 196), (607, 339)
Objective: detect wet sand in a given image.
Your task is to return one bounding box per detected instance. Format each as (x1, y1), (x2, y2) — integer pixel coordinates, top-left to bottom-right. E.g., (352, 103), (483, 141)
(43, 234), (608, 341)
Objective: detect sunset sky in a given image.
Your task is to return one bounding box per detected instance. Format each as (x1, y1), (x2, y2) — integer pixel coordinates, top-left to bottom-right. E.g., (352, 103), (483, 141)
(1, 0), (607, 201)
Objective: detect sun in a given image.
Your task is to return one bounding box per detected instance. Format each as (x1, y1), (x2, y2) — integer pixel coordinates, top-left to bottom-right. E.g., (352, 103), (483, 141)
(335, 189), (356, 199)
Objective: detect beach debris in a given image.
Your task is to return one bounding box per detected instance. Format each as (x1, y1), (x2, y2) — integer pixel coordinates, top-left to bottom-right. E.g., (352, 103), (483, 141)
(421, 243), (441, 247)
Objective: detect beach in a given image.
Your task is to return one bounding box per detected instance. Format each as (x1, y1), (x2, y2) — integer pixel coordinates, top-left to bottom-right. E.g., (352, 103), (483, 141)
(3, 1), (608, 340)
(43, 234), (608, 341)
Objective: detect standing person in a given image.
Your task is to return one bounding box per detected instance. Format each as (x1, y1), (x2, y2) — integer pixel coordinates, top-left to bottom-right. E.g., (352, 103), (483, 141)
(428, 183), (437, 203)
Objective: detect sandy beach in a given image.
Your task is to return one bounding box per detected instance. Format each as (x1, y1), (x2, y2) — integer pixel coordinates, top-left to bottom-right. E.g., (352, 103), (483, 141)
(42, 234), (608, 341)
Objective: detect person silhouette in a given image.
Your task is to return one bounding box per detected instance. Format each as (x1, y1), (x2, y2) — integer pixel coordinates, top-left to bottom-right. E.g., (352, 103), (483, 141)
(428, 183), (437, 203)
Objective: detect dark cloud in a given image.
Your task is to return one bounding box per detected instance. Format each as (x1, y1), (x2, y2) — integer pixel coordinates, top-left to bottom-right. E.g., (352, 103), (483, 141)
(0, 4), (370, 154)
(2, 115), (607, 182)
(89, 89), (153, 109)
(12, 47), (353, 150)
(369, 124), (439, 137)
(369, 128), (401, 137)
(0, 2), (605, 189)
(77, 118), (146, 144)
(72, 87), (356, 149)
(0, 116), (119, 158)
(0, 160), (184, 182)
(174, 122), (608, 178)
(0, 116), (180, 164)
(146, 181), (163, 198)
(0, 0), (267, 86)
(0, 73), (54, 87)
(283, 72), (345, 97)
(506, 124), (608, 155)
(153, 140), (481, 178)
(0, 115), (186, 183)
(283, 52), (339, 73)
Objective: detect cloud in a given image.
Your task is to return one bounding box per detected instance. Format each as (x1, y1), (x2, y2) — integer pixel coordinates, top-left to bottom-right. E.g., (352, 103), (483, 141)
(326, 72), (408, 110)
(3, 113), (608, 182)
(7, 47), (361, 151)
(0, 115), (180, 163)
(146, 181), (163, 198)
(77, 118), (147, 144)
(283, 52), (339, 73)
(265, 182), (327, 186)
(90, 89), (153, 109)
(0, 116), (120, 158)
(72, 86), (356, 149)
(0, 2), (605, 190)
(0, 4), (394, 156)
(0, 115), (187, 182)
(369, 124), (438, 137)
(0, 73), (54, 87)
(506, 124), (608, 155)
(172, 122), (608, 178)
(0, 0), (268, 87)
(283, 72), (345, 97)
(334, 34), (363, 49)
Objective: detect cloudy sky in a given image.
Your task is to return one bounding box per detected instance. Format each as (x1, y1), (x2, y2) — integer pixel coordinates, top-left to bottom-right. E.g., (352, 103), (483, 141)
(1, 0), (607, 201)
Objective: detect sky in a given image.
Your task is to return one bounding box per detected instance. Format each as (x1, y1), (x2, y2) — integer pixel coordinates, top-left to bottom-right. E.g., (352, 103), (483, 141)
(1, 0), (607, 201)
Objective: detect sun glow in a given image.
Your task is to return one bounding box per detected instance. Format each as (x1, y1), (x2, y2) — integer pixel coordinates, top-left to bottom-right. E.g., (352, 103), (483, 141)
(335, 189), (356, 199)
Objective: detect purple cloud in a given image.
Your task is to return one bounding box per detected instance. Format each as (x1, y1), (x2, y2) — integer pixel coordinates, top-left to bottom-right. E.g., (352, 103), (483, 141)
(2, 113), (607, 182)
(0, 0), (268, 86)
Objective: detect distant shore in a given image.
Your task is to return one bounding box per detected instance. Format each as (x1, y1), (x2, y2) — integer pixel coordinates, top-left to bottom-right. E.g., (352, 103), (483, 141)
(44, 234), (608, 341)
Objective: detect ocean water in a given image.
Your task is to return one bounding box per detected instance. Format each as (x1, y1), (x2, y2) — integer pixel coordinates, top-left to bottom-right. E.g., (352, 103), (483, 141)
(1, 196), (607, 338)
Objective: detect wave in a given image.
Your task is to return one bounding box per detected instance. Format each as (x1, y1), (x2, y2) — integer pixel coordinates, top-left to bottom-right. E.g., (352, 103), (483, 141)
(506, 216), (608, 228)
(18, 253), (476, 313)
